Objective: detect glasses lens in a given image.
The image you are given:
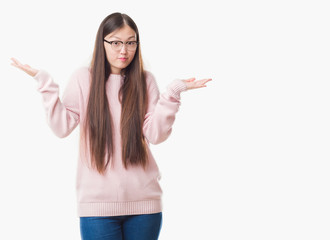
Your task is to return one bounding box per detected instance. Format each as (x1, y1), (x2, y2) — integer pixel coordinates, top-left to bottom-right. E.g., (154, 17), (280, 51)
(112, 41), (123, 51)
(110, 41), (138, 51)
(126, 42), (137, 51)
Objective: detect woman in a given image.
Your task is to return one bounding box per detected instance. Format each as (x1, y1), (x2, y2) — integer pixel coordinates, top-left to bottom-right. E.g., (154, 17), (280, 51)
(11, 12), (211, 240)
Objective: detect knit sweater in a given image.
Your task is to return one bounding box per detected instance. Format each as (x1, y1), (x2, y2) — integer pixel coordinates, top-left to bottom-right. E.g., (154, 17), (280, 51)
(33, 66), (187, 217)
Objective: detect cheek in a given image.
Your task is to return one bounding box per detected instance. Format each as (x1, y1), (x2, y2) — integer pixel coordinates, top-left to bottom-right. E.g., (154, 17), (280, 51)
(106, 51), (117, 65)
(128, 51), (137, 62)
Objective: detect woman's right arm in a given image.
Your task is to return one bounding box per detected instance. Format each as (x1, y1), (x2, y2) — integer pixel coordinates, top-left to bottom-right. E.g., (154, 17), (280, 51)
(33, 69), (80, 138)
(10, 57), (80, 138)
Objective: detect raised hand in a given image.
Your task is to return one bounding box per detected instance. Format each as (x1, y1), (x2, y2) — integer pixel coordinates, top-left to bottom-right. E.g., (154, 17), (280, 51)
(10, 57), (39, 77)
(182, 77), (212, 90)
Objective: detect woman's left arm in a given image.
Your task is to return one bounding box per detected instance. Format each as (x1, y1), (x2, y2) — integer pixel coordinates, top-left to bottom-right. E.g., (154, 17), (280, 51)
(143, 72), (211, 144)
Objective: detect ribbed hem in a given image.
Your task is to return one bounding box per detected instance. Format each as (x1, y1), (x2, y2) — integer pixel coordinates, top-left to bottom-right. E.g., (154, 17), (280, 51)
(78, 200), (162, 217)
(167, 79), (187, 100)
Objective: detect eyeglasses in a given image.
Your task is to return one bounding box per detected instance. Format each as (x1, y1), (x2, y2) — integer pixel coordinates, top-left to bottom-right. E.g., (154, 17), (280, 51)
(103, 39), (138, 51)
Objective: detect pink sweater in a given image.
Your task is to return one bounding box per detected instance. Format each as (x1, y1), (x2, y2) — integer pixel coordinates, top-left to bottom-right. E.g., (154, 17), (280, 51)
(33, 67), (187, 217)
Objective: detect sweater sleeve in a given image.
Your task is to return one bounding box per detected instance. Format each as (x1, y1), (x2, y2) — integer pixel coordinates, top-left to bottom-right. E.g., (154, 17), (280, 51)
(33, 69), (80, 138)
(143, 72), (187, 144)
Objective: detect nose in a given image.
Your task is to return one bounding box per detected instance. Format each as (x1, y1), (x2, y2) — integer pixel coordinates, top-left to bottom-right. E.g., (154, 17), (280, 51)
(120, 44), (127, 54)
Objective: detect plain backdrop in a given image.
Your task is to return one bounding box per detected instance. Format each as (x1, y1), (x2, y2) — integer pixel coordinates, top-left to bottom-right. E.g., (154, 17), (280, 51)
(1, 0), (330, 239)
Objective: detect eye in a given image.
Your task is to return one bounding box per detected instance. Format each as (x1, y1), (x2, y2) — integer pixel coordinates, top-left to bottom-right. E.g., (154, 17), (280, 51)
(112, 41), (121, 46)
(127, 41), (136, 46)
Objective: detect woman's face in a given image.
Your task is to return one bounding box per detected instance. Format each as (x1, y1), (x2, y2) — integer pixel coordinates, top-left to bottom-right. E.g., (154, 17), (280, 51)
(104, 24), (137, 74)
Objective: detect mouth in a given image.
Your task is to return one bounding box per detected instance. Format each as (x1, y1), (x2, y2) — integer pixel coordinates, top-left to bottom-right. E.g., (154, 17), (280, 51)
(118, 57), (128, 62)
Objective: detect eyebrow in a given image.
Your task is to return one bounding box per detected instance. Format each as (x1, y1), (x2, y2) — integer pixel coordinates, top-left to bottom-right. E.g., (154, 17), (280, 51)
(108, 36), (136, 40)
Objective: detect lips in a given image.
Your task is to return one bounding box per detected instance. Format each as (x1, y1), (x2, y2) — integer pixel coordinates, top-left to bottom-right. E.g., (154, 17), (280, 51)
(118, 57), (127, 62)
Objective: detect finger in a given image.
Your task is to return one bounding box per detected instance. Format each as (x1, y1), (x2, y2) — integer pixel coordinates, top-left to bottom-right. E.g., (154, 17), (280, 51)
(195, 79), (212, 88)
(11, 57), (22, 66)
(10, 62), (19, 69)
(10, 61), (23, 69)
(11, 61), (29, 72)
(10, 57), (18, 63)
(11, 59), (27, 71)
(201, 79), (212, 85)
(199, 78), (212, 82)
(194, 78), (212, 85)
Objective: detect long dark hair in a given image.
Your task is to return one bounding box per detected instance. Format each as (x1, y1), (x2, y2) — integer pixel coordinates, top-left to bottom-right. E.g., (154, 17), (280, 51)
(81, 13), (148, 174)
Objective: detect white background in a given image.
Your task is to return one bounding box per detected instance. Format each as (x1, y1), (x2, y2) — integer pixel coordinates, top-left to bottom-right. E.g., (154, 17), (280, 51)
(1, 0), (330, 239)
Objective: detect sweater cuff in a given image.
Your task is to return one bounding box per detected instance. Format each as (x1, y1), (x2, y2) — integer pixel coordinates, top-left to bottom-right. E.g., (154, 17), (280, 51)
(166, 79), (187, 100)
(33, 69), (49, 90)
(33, 69), (43, 80)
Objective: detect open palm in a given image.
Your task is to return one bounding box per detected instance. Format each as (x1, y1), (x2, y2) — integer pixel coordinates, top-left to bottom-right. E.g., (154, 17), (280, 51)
(183, 77), (212, 90)
(10, 57), (39, 77)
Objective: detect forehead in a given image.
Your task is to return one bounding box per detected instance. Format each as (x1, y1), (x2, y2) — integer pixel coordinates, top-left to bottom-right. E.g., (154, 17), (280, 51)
(105, 24), (136, 40)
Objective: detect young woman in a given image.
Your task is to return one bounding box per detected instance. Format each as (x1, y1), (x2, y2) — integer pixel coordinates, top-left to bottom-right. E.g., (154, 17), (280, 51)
(11, 12), (211, 240)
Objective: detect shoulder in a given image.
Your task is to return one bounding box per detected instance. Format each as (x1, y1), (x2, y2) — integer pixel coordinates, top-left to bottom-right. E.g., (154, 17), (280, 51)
(69, 66), (91, 86)
(144, 70), (159, 92)
(71, 66), (91, 78)
(145, 70), (155, 80)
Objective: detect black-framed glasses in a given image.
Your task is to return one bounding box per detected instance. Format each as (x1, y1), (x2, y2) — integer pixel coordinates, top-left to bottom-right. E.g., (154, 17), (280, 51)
(103, 39), (138, 51)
